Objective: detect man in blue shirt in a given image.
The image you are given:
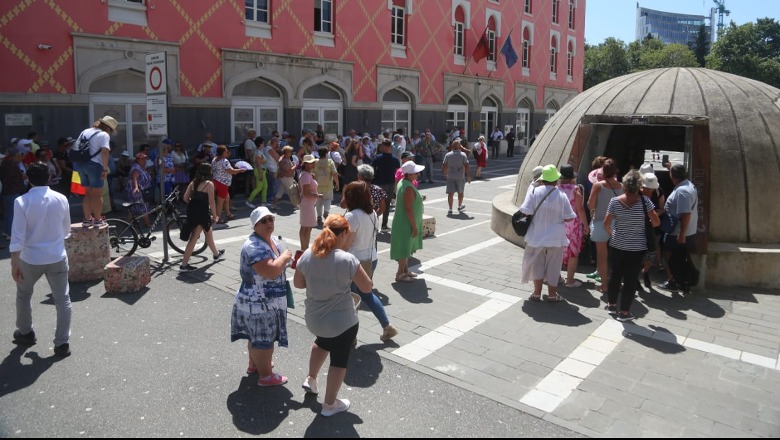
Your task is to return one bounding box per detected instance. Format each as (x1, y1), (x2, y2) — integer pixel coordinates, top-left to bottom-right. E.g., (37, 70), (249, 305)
(371, 139), (401, 231)
(658, 164), (698, 292)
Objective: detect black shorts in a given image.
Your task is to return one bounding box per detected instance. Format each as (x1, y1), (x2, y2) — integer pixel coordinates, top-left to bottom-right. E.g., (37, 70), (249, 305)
(314, 323), (359, 369)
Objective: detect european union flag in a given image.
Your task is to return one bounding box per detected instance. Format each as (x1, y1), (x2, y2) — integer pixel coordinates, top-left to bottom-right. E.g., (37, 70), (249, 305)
(500, 32), (518, 69)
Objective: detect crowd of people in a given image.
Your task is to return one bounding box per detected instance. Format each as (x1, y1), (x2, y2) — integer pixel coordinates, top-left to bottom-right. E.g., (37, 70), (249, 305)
(518, 157), (698, 321)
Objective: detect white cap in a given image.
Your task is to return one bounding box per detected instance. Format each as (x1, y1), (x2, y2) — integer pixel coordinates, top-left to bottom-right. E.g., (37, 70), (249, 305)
(642, 173), (660, 189)
(401, 161), (425, 174)
(640, 162), (654, 175)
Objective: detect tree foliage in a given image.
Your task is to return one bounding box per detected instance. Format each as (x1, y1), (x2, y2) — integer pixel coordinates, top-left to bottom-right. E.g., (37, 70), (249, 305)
(584, 18), (780, 90)
(691, 24), (710, 67)
(706, 18), (780, 88)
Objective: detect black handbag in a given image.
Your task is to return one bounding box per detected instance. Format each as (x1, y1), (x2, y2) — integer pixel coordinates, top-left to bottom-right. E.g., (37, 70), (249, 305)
(512, 187), (554, 237)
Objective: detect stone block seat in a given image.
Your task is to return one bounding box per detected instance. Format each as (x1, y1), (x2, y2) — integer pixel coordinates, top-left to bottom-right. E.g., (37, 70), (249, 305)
(65, 223), (111, 282)
(422, 214), (436, 238)
(104, 255), (151, 294)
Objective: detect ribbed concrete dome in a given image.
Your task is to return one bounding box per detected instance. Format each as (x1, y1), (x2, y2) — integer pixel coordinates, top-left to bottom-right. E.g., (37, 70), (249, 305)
(510, 68), (780, 245)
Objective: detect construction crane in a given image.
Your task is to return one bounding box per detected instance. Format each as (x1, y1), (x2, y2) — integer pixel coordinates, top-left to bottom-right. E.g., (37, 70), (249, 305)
(713, 0), (730, 35)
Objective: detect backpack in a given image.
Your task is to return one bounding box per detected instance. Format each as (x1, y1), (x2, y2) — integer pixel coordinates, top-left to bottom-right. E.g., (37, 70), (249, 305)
(287, 179), (301, 207)
(236, 139), (248, 160)
(68, 131), (100, 163)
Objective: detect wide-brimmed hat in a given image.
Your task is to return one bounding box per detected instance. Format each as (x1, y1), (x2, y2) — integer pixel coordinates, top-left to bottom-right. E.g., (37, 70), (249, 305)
(99, 115), (118, 131)
(541, 164), (562, 182)
(642, 173), (660, 189)
(302, 154), (317, 164)
(250, 206), (275, 227)
(560, 164), (576, 179)
(532, 165), (544, 181)
(401, 161), (425, 175)
(588, 167), (602, 184)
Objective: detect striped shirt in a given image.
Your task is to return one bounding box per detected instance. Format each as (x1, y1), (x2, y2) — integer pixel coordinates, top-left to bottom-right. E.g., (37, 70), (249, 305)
(606, 196), (655, 252)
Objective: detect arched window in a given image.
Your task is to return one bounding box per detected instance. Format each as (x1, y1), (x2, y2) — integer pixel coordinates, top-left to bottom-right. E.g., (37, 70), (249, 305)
(567, 41), (574, 78)
(391, 0), (406, 46)
(552, 0), (559, 24)
(550, 36), (558, 75)
(522, 27), (531, 69)
(568, 0), (576, 29)
(487, 17), (497, 62)
(454, 6), (465, 56)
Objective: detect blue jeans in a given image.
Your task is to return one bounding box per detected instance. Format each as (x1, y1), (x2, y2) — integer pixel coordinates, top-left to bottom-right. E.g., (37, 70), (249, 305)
(421, 156), (434, 182)
(351, 260), (389, 328)
(266, 170), (278, 204)
(3, 193), (19, 236)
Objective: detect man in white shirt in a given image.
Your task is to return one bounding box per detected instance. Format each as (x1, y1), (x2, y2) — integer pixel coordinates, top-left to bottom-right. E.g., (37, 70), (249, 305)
(490, 126), (504, 158)
(391, 134), (405, 160)
(10, 162), (73, 357)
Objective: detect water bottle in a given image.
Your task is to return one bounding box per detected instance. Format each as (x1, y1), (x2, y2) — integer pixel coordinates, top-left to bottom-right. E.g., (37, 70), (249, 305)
(277, 236), (292, 269)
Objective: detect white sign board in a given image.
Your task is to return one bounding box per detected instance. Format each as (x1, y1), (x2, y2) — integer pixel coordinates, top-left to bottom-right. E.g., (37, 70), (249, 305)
(145, 52), (167, 95)
(147, 94), (168, 135)
(4, 113), (32, 126)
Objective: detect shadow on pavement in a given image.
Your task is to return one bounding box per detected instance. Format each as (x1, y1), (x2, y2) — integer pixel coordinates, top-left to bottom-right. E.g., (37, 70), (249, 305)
(226, 375), (310, 435)
(0, 345), (64, 399)
(520, 299), (593, 327)
(344, 344), (383, 388)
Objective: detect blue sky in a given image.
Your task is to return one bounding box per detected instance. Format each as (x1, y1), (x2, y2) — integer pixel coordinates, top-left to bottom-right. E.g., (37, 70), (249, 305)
(585, 0), (775, 45)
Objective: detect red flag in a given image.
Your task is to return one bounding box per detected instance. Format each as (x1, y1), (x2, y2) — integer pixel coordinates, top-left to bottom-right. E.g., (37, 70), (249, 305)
(472, 28), (490, 62)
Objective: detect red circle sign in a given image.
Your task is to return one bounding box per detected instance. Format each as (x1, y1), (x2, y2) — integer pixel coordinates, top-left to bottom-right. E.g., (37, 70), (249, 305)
(149, 66), (163, 91)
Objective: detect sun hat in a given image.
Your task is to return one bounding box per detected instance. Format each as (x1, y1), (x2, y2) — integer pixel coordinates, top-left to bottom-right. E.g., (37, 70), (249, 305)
(121, 151), (130, 157)
(642, 173), (660, 189)
(401, 151), (415, 160)
(532, 165), (544, 181)
(559, 164), (576, 180)
(250, 206), (275, 227)
(541, 164), (562, 182)
(588, 167), (602, 184)
(302, 154), (317, 164)
(99, 115), (118, 131)
(401, 161), (425, 175)
(10, 137), (19, 145)
(640, 162), (654, 175)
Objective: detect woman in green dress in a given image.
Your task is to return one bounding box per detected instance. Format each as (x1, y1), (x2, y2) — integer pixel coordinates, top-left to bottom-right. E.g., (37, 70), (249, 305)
(390, 161), (425, 282)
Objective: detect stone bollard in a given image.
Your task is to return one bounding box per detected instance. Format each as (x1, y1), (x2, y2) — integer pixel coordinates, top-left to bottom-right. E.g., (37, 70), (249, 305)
(65, 223), (111, 282)
(422, 214), (436, 238)
(104, 256), (151, 294)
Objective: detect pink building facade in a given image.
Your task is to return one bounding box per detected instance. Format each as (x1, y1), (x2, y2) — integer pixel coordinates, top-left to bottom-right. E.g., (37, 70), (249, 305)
(0, 0), (584, 155)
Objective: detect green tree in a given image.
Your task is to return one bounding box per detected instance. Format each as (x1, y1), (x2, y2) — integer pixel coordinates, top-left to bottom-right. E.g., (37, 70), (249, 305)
(707, 18), (780, 88)
(690, 24), (710, 67)
(640, 44), (699, 69)
(583, 38), (629, 90)
(626, 37), (665, 71)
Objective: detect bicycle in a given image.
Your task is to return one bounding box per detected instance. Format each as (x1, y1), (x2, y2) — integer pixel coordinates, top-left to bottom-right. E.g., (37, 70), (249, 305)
(106, 187), (207, 258)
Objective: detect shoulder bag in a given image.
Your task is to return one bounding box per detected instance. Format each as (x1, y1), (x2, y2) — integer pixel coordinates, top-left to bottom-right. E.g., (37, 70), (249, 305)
(641, 196), (657, 251)
(512, 187), (555, 237)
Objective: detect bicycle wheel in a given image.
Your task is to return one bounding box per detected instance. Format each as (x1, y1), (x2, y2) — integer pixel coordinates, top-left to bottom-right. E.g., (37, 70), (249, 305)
(106, 218), (139, 257)
(166, 215), (208, 256)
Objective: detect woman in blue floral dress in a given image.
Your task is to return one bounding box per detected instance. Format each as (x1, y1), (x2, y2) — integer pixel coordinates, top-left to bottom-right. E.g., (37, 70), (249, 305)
(230, 206), (293, 387)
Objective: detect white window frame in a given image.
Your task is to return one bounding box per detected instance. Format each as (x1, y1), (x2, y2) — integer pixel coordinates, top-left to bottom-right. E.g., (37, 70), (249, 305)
(231, 99), (284, 143)
(566, 36), (576, 82)
(315, 0), (335, 47)
(389, 0), (414, 58)
(446, 104), (468, 140)
(452, 1), (471, 65)
(522, 22), (534, 77)
(90, 94), (146, 157)
(524, 0), (532, 15)
(391, 5), (405, 46)
(550, 31), (560, 80)
(107, 0), (147, 27)
(381, 103), (412, 136)
(516, 106), (530, 148)
(245, 0), (271, 38)
(568, 0), (576, 30)
(454, 20), (465, 57)
(302, 100), (343, 141)
(480, 105), (498, 141)
(552, 0), (559, 24)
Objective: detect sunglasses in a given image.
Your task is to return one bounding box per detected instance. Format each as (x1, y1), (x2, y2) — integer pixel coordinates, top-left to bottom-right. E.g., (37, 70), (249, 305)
(258, 216), (274, 225)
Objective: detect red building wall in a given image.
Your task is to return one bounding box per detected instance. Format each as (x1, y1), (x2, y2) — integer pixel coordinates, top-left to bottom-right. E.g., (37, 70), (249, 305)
(0, 0), (584, 109)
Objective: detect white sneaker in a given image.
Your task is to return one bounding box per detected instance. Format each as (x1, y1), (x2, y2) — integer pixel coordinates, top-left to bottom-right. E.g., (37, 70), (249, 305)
(321, 398), (350, 417)
(245, 201), (256, 208)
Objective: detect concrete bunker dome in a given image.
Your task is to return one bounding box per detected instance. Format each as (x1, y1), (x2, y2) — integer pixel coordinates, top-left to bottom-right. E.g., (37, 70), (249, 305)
(492, 67), (780, 288)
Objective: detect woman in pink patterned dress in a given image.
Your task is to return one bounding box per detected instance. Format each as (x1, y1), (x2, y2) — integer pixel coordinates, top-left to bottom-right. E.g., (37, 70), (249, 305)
(558, 164), (589, 287)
